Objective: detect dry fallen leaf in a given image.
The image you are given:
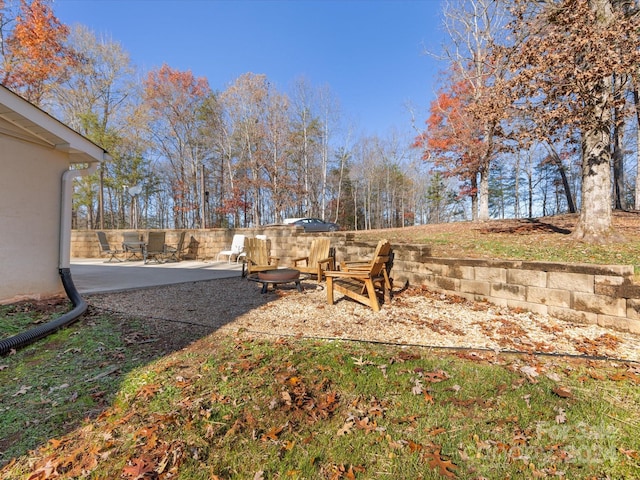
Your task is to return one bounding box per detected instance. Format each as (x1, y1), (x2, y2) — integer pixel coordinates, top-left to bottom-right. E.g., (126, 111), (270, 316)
(425, 448), (457, 478)
(337, 421), (354, 436)
(618, 447), (639, 459)
(555, 407), (567, 424)
(545, 372), (562, 382)
(520, 365), (539, 379)
(12, 385), (32, 397)
(552, 386), (573, 398)
(424, 370), (450, 382)
(261, 425), (284, 442)
(412, 379), (424, 395)
(122, 456), (155, 479)
(137, 383), (161, 400)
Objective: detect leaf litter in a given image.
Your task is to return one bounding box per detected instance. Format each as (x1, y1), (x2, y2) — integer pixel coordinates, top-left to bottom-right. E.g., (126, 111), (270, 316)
(2, 268), (640, 478)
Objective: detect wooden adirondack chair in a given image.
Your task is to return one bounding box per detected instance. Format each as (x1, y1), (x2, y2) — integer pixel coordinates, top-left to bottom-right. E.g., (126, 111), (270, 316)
(292, 237), (335, 282)
(243, 237), (279, 276)
(325, 239), (393, 312)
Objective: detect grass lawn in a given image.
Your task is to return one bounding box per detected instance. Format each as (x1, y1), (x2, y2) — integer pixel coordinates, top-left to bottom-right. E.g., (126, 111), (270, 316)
(357, 212), (640, 273)
(1, 308), (639, 479)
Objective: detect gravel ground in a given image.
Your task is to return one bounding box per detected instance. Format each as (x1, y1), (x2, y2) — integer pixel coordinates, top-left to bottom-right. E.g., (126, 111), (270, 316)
(85, 276), (640, 363)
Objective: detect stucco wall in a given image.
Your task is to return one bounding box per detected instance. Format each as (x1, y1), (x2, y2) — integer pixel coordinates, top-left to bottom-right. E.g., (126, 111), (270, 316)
(70, 228), (640, 334)
(0, 125), (69, 303)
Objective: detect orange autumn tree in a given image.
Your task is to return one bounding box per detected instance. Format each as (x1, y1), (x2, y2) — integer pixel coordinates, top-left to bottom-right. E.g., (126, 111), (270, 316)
(414, 75), (488, 220)
(143, 64), (214, 229)
(1, 0), (75, 105)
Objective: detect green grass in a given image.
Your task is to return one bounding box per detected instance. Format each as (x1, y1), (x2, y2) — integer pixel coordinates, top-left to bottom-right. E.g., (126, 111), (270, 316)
(359, 229), (640, 267)
(462, 236), (640, 265)
(0, 301), (70, 340)
(357, 220), (640, 281)
(0, 310), (162, 466)
(2, 318), (639, 479)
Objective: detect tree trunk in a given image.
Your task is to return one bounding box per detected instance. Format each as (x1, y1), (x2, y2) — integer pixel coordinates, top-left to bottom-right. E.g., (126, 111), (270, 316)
(546, 145), (576, 213)
(478, 168), (490, 221)
(612, 72), (626, 210)
(477, 120), (494, 222)
(612, 122), (624, 210)
(556, 160), (576, 214)
(528, 171), (533, 218)
(572, 0), (622, 242)
(470, 175), (479, 221)
(572, 132), (614, 242)
(514, 152), (520, 218)
(633, 80), (640, 209)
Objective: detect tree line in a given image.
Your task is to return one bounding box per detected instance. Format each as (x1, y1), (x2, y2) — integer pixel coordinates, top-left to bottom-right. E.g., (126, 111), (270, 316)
(2, 0), (638, 240)
(0, 0), (436, 231)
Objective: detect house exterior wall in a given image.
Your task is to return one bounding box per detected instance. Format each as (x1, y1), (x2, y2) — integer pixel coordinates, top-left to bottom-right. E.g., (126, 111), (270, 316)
(0, 123), (69, 303)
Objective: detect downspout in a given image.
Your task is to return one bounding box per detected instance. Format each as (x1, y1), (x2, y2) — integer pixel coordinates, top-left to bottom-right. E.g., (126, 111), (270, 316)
(0, 162), (99, 355)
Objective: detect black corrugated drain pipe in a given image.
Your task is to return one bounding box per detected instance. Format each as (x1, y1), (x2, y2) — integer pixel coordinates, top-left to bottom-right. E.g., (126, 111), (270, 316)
(0, 268), (87, 356)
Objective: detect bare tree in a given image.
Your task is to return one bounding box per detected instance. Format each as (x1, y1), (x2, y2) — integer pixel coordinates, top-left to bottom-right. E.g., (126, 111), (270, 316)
(220, 73), (274, 226)
(317, 85), (341, 220)
(263, 88), (294, 223)
(53, 25), (142, 229)
(290, 76), (322, 216)
(632, 76), (640, 210)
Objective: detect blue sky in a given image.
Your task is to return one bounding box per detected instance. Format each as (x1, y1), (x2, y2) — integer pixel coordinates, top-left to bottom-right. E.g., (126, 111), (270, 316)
(54, 0), (445, 137)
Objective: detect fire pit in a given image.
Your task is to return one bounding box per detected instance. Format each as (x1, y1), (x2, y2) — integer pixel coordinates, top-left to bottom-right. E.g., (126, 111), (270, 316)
(248, 268), (304, 294)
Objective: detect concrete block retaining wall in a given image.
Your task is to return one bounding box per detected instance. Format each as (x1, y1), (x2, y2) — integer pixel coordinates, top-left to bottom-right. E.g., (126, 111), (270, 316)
(415, 258), (640, 334)
(71, 229), (640, 334)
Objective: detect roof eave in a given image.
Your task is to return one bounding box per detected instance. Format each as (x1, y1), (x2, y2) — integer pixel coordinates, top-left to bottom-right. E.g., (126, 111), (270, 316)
(0, 84), (109, 163)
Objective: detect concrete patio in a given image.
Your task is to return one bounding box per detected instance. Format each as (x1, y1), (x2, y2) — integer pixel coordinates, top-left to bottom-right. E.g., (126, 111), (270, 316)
(70, 258), (244, 294)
